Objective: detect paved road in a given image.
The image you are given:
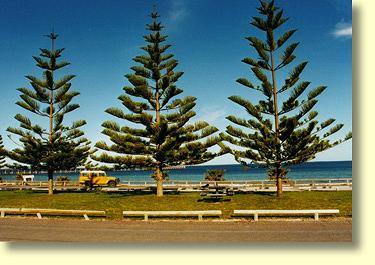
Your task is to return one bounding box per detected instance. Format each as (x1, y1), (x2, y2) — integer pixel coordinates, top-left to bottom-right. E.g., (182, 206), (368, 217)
(0, 218), (352, 242)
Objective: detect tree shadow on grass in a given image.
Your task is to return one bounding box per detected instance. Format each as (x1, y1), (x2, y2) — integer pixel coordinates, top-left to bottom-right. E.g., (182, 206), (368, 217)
(197, 198), (232, 203)
(250, 191), (278, 197)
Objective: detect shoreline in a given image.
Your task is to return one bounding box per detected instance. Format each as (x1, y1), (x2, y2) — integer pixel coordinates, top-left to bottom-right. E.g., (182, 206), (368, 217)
(0, 161), (353, 181)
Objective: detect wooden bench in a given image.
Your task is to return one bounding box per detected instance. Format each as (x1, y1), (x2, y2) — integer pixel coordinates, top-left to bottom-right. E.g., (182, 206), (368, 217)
(20, 208), (106, 220)
(0, 208), (22, 217)
(123, 210), (222, 221)
(233, 209), (340, 221)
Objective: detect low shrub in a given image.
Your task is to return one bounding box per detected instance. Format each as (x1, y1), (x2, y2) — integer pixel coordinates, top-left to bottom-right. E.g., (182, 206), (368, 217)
(15, 173), (23, 181)
(57, 176), (70, 182)
(205, 169), (225, 181)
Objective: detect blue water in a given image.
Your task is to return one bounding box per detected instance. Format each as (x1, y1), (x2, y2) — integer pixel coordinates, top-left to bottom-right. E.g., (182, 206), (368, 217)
(0, 161), (352, 182)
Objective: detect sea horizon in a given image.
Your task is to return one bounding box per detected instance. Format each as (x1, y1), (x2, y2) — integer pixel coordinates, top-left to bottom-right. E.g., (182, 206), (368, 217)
(0, 160), (352, 182)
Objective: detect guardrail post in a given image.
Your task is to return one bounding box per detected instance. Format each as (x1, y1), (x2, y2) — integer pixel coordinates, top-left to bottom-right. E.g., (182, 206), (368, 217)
(314, 213), (319, 220)
(198, 214), (202, 221)
(37, 213), (42, 219)
(254, 213), (258, 221)
(144, 214), (148, 221)
(83, 214), (89, 220)
(1, 211), (4, 218)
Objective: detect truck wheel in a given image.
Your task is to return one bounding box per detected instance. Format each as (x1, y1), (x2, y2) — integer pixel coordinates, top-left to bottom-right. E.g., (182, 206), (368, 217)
(84, 181), (91, 191)
(108, 181), (116, 187)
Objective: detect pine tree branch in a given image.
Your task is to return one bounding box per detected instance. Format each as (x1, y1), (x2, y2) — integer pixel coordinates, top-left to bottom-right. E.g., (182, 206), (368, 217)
(275, 42), (299, 70)
(277, 62), (308, 94)
(279, 81), (311, 115)
(276, 29), (297, 49)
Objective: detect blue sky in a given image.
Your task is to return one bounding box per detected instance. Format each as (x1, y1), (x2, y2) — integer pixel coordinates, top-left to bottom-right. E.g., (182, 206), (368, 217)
(0, 0), (352, 165)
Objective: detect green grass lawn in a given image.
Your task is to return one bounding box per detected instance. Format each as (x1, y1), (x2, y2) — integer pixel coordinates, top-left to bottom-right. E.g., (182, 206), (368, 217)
(0, 190), (352, 219)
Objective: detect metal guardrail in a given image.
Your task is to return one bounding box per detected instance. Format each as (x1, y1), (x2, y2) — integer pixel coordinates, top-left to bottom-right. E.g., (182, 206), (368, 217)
(123, 210), (222, 221)
(119, 178), (352, 186)
(0, 179), (352, 194)
(233, 209), (340, 221)
(0, 181), (80, 186)
(0, 178), (352, 187)
(0, 207), (106, 220)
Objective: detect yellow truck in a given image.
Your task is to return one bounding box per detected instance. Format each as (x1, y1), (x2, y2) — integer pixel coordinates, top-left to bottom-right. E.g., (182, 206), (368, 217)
(79, 170), (120, 189)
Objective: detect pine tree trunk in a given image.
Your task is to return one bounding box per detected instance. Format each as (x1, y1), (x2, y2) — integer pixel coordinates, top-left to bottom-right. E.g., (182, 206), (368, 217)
(271, 44), (282, 197)
(48, 169), (54, 195)
(155, 166), (163, 197)
(48, 36), (55, 196)
(276, 176), (283, 197)
(155, 76), (163, 197)
(156, 179), (163, 197)
(275, 163), (283, 197)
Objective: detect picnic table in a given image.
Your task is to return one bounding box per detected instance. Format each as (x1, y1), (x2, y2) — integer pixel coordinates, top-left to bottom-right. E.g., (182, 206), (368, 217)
(204, 193), (227, 200)
(200, 183), (234, 201)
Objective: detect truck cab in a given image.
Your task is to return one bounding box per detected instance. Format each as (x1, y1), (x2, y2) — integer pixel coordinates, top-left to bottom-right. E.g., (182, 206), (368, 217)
(79, 170), (119, 188)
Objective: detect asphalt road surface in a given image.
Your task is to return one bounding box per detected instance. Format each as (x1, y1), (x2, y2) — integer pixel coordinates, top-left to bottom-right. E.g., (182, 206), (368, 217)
(0, 218), (352, 242)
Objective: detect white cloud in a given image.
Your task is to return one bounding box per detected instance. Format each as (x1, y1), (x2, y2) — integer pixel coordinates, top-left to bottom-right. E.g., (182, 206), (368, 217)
(201, 109), (227, 124)
(196, 106), (227, 126)
(332, 21), (352, 38)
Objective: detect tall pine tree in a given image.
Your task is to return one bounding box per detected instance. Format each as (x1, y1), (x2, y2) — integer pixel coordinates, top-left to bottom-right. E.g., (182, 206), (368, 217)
(93, 10), (225, 196)
(222, 0), (352, 196)
(0, 135), (5, 168)
(7, 32), (91, 195)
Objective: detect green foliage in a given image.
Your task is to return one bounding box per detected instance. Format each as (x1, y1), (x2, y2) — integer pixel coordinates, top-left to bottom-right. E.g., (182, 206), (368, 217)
(99, 165), (114, 171)
(0, 136), (6, 168)
(84, 160), (99, 170)
(223, 0), (351, 191)
(93, 10), (226, 194)
(6, 33), (91, 184)
(205, 169), (225, 181)
(151, 171), (169, 181)
(57, 176), (70, 182)
(15, 173), (24, 181)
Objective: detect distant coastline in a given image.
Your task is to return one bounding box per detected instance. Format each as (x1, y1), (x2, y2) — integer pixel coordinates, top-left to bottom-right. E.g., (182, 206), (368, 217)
(0, 161), (352, 182)
(198, 160), (353, 166)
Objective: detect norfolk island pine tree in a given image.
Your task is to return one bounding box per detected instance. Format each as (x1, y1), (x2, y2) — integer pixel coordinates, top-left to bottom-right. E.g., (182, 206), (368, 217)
(0, 135), (6, 169)
(6, 33), (91, 195)
(221, 0), (352, 197)
(93, 10), (226, 197)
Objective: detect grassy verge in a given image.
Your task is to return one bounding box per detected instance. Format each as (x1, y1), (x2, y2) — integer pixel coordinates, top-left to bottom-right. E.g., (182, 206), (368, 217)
(0, 190), (352, 219)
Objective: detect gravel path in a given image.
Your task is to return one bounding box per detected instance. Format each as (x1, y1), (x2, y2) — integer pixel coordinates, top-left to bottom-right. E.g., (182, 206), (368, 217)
(0, 218), (352, 242)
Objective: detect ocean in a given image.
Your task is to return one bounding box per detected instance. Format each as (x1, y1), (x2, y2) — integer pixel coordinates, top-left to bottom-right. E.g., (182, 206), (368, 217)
(0, 161), (352, 182)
